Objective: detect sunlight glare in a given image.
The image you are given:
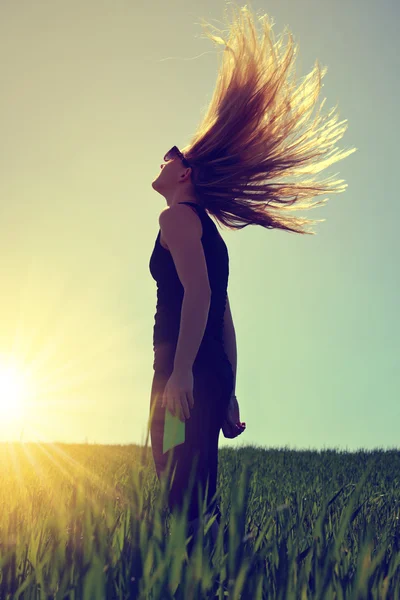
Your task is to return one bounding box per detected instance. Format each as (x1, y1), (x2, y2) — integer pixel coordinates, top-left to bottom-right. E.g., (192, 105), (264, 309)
(0, 360), (30, 422)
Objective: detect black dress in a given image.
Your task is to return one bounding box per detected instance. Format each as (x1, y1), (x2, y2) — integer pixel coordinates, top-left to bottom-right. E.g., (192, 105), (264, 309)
(148, 202), (234, 521)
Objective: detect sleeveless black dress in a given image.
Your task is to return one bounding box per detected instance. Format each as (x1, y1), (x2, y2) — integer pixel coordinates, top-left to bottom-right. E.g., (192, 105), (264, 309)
(149, 201), (233, 383)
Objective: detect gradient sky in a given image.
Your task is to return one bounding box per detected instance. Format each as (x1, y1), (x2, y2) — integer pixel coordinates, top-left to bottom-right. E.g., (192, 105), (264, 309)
(0, 0), (398, 450)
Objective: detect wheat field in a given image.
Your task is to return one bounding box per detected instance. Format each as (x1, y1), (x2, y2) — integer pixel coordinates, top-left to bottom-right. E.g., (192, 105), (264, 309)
(0, 442), (399, 599)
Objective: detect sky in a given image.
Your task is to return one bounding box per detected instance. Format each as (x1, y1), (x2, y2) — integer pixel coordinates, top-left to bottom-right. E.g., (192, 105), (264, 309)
(0, 0), (398, 451)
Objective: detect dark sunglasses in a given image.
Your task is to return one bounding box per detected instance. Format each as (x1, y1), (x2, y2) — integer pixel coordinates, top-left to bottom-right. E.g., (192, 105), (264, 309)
(164, 146), (191, 168)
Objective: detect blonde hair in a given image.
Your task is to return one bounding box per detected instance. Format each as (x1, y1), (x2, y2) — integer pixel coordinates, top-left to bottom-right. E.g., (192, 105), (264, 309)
(182, 2), (357, 234)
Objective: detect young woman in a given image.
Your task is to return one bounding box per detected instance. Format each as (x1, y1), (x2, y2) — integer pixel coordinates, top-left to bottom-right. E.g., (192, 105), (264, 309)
(147, 3), (356, 551)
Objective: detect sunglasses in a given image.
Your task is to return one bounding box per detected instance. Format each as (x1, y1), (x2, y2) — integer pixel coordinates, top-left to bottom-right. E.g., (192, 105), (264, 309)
(163, 146), (191, 169)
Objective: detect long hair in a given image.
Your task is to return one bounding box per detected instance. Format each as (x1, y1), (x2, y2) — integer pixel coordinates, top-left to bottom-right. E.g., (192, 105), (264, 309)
(181, 2), (357, 234)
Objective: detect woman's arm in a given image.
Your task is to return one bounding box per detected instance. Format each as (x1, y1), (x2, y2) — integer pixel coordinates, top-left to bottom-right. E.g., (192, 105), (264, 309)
(222, 294), (237, 392)
(173, 289), (211, 373)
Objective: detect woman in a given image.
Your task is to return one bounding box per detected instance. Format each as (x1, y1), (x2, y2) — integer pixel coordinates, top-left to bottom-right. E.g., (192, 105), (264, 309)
(147, 2), (356, 551)
(148, 156), (241, 548)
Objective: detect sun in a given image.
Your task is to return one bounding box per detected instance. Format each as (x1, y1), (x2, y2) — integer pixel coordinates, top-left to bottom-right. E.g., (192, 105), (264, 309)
(0, 361), (29, 422)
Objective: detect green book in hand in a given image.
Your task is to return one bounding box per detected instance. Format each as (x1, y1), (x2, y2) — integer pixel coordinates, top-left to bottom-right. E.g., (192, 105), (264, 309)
(163, 408), (185, 454)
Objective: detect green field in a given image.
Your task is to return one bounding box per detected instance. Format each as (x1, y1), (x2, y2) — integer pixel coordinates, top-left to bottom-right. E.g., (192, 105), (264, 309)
(0, 442), (399, 599)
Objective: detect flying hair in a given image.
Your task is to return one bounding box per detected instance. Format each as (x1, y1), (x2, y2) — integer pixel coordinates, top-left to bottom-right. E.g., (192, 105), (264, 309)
(179, 2), (357, 234)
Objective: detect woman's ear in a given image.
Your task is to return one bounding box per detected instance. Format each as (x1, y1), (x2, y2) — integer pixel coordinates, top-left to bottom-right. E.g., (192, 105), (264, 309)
(180, 167), (192, 182)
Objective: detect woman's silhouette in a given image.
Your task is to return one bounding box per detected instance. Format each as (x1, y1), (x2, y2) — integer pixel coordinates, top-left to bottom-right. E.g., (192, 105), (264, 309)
(147, 2), (356, 556)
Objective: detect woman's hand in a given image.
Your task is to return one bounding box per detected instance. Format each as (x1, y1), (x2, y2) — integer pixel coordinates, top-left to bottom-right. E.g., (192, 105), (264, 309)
(222, 393), (246, 438)
(161, 369), (195, 422)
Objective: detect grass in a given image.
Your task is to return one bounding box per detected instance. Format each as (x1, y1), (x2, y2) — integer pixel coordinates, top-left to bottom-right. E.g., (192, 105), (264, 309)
(0, 442), (399, 598)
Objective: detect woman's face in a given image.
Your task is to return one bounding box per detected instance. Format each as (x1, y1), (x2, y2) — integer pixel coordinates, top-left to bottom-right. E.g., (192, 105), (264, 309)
(152, 156), (191, 195)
